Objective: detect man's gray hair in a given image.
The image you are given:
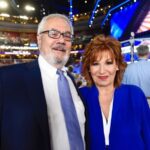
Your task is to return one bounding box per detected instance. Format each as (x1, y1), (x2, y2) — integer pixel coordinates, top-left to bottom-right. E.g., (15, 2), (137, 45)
(137, 45), (149, 56)
(37, 13), (73, 35)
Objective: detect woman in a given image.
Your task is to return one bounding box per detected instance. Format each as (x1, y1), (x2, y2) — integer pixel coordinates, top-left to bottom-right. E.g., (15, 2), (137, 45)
(80, 35), (150, 150)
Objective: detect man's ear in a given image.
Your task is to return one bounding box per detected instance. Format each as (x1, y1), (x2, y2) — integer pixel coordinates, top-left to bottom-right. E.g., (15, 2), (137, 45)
(37, 35), (40, 43)
(37, 35), (41, 48)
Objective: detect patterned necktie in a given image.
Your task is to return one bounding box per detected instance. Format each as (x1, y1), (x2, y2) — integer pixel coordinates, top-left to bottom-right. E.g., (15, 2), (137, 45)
(57, 69), (84, 150)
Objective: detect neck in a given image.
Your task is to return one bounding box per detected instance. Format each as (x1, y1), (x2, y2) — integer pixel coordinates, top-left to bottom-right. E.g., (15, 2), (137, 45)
(53, 64), (64, 69)
(139, 55), (148, 60)
(97, 85), (115, 96)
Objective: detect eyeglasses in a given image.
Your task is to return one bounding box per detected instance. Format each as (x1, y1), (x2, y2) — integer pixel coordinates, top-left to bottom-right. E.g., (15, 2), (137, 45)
(40, 29), (73, 42)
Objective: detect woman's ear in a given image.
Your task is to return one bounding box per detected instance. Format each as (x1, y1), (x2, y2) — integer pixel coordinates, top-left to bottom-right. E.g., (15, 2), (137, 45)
(116, 66), (119, 71)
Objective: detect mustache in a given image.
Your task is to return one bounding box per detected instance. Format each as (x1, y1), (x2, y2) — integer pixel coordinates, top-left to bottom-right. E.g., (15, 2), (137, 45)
(53, 44), (66, 51)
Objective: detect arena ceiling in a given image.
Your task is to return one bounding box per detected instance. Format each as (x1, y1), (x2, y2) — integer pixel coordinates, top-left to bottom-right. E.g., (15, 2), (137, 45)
(6, 0), (126, 20)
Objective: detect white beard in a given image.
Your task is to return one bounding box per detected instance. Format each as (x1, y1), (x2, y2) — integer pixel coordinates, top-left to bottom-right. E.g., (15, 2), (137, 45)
(41, 51), (69, 68)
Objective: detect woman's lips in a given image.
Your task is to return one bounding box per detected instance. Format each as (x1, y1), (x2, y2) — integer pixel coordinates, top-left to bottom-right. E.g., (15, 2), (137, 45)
(98, 76), (108, 80)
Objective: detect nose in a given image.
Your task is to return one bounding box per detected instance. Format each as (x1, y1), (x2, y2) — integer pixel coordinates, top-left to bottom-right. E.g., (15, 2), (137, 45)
(58, 34), (65, 43)
(99, 65), (105, 74)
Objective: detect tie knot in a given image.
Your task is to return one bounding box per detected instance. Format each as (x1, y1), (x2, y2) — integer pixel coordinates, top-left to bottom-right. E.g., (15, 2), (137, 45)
(57, 69), (63, 76)
(57, 69), (65, 80)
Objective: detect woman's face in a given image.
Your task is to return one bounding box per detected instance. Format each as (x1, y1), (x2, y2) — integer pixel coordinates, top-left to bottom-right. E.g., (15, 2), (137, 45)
(90, 51), (119, 88)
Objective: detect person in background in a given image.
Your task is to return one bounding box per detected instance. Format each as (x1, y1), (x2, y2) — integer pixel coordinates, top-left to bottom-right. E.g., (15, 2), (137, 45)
(79, 34), (150, 150)
(67, 65), (87, 88)
(67, 65), (74, 73)
(122, 45), (150, 102)
(0, 14), (86, 150)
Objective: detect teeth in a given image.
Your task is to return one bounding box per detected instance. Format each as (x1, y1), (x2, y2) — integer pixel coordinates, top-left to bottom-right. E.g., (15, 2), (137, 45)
(53, 48), (65, 52)
(53, 45), (66, 52)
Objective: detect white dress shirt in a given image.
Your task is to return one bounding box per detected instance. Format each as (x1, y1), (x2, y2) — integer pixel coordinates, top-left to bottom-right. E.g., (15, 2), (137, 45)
(101, 98), (113, 146)
(38, 55), (85, 150)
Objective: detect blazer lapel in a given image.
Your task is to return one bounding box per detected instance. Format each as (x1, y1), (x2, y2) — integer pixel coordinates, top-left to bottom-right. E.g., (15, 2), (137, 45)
(89, 86), (105, 148)
(109, 85), (126, 146)
(23, 60), (50, 149)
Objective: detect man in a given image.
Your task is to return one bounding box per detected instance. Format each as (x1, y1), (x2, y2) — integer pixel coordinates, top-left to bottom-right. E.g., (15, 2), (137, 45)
(122, 45), (150, 100)
(0, 14), (85, 150)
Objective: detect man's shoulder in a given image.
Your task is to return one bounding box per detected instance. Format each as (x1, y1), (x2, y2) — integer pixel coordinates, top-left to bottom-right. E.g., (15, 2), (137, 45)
(0, 60), (38, 74)
(126, 60), (149, 69)
(132, 60), (150, 69)
(125, 62), (138, 73)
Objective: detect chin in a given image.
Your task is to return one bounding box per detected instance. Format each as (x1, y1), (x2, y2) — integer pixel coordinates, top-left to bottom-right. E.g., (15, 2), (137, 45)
(98, 83), (111, 87)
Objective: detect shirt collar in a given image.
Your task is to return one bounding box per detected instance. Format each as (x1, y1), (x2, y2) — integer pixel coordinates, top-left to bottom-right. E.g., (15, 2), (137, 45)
(139, 58), (148, 61)
(38, 55), (67, 77)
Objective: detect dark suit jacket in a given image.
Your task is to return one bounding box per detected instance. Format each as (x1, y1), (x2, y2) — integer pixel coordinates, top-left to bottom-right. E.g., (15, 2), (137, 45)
(0, 59), (88, 150)
(0, 60), (51, 150)
(80, 84), (150, 150)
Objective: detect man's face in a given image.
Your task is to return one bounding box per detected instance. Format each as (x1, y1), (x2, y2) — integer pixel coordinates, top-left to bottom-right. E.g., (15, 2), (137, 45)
(37, 17), (72, 68)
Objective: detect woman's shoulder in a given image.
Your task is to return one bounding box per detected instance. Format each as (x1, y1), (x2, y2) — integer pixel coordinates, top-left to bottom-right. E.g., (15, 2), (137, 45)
(79, 85), (97, 98)
(79, 85), (96, 93)
(119, 84), (144, 93)
(79, 86), (91, 96)
(79, 86), (90, 91)
(119, 85), (150, 118)
(117, 84), (146, 101)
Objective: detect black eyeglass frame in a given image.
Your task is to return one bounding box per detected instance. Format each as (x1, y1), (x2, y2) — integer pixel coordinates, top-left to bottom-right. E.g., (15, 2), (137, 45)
(40, 29), (73, 42)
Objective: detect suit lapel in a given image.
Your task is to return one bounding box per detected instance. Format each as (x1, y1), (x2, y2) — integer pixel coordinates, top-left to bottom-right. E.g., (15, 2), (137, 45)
(23, 60), (51, 149)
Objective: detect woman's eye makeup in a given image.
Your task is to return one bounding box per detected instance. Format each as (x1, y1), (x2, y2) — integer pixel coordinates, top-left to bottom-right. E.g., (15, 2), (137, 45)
(91, 59), (114, 65)
(106, 61), (113, 64)
(92, 62), (99, 65)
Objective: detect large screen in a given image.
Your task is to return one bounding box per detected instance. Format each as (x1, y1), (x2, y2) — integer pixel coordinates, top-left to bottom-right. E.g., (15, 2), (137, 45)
(137, 11), (150, 33)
